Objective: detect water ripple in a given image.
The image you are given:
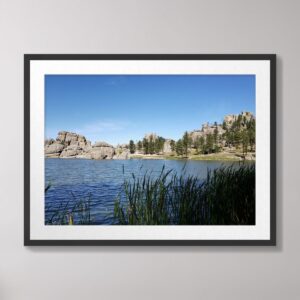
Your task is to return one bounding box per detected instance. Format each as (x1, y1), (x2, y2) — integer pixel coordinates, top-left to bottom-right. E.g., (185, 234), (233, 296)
(45, 158), (246, 224)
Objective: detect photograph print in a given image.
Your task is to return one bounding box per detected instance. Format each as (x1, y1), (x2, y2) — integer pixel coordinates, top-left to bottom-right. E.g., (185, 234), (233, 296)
(25, 55), (275, 245)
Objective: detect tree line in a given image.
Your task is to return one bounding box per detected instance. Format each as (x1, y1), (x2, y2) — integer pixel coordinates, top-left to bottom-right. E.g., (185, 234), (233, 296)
(174, 114), (255, 157)
(222, 114), (255, 154)
(129, 113), (255, 157)
(129, 136), (165, 154)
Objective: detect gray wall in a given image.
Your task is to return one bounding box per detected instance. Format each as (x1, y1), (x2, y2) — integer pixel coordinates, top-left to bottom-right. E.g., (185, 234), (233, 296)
(0, 0), (298, 299)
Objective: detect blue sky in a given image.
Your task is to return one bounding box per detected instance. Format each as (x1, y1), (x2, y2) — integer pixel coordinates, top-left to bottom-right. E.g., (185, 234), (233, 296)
(45, 75), (255, 145)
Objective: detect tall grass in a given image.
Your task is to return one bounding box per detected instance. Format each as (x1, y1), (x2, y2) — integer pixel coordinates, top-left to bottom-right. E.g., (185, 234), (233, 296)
(45, 187), (92, 225)
(114, 164), (255, 225)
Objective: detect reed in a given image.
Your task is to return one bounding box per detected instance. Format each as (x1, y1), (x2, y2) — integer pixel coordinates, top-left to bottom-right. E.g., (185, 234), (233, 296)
(114, 164), (255, 225)
(45, 188), (92, 225)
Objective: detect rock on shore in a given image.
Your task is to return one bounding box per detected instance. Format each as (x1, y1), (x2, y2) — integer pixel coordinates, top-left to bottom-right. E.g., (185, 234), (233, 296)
(45, 131), (116, 160)
(89, 141), (115, 160)
(113, 144), (130, 159)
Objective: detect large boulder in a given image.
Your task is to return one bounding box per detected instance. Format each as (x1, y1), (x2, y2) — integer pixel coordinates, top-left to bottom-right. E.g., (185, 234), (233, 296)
(45, 132), (115, 160)
(60, 145), (83, 158)
(56, 131), (89, 146)
(44, 138), (55, 146)
(113, 149), (129, 159)
(45, 131), (93, 158)
(93, 141), (111, 147)
(189, 124), (225, 143)
(45, 142), (65, 157)
(65, 132), (81, 145)
(56, 131), (67, 143)
(163, 139), (173, 154)
(89, 141), (115, 159)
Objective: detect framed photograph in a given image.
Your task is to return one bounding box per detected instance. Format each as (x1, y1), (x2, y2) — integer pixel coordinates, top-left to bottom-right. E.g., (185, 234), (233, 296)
(24, 54), (276, 246)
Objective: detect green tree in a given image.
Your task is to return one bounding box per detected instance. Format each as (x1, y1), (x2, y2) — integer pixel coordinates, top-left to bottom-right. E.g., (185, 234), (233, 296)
(213, 126), (218, 142)
(182, 131), (192, 157)
(234, 130), (242, 149)
(247, 118), (255, 152)
(199, 136), (205, 154)
(154, 138), (160, 154)
(176, 139), (184, 156)
(129, 140), (136, 154)
(149, 136), (155, 154)
(194, 136), (205, 154)
(154, 136), (165, 154)
(194, 137), (200, 154)
(137, 140), (143, 151)
(241, 130), (249, 155)
(170, 140), (176, 152)
(214, 126), (222, 153)
(206, 134), (214, 154)
(236, 114), (242, 128)
(143, 138), (149, 154)
(227, 129), (235, 148)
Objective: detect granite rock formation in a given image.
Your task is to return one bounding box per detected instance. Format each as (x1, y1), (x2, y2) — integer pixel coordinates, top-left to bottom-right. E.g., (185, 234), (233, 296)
(163, 139), (173, 154)
(189, 111), (254, 144)
(113, 144), (130, 159)
(45, 132), (115, 160)
(88, 141), (115, 160)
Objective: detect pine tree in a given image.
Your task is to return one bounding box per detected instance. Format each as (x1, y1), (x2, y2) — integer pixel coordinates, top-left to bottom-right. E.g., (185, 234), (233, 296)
(149, 136), (155, 154)
(176, 139), (184, 156)
(247, 118), (255, 152)
(129, 140), (136, 154)
(234, 130), (242, 149)
(194, 137), (200, 154)
(154, 136), (165, 154)
(206, 134), (214, 154)
(137, 140), (143, 151)
(199, 136), (205, 154)
(229, 130), (235, 147)
(182, 131), (191, 157)
(143, 138), (149, 154)
(170, 140), (176, 152)
(237, 114), (242, 128)
(213, 126), (218, 142)
(194, 136), (205, 154)
(241, 130), (249, 155)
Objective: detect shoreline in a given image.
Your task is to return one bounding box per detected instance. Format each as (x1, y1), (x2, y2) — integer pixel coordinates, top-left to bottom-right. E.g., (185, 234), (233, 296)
(45, 152), (255, 162)
(130, 153), (255, 161)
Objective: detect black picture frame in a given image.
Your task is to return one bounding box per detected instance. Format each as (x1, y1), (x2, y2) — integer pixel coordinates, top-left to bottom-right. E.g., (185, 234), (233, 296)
(24, 54), (276, 246)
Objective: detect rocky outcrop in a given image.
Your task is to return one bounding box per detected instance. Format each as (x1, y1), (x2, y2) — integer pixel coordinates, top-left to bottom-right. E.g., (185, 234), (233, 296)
(189, 112), (254, 143)
(224, 111), (254, 127)
(113, 149), (130, 159)
(189, 124), (225, 142)
(45, 142), (65, 157)
(60, 144), (84, 158)
(113, 144), (130, 159)
(45, 131), (92, 158)
(45, 132), (115, 160)
(88, 141), (115, 160)
(163, 139), (173, 154)
(56, 131), (90, 148)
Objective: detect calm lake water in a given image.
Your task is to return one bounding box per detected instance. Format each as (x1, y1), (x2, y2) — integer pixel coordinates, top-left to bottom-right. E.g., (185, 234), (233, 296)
(45, 158), (249, 225)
